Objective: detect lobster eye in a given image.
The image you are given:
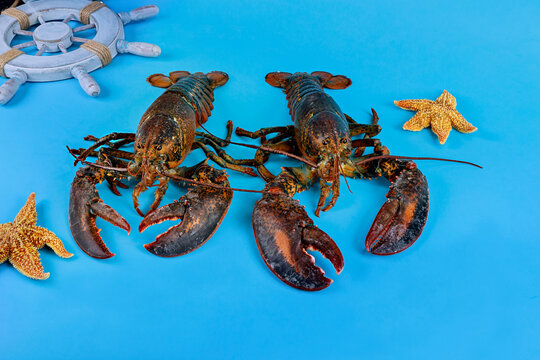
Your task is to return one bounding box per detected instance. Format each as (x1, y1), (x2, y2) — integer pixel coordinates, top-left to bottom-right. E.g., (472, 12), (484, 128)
(155, 145), (162, 151)
(322, 139), (328, 145)
(341, 138), (348, 144)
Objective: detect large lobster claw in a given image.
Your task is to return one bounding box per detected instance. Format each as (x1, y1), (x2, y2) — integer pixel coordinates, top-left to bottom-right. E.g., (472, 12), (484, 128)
(253, 194), (344, 291)
(139, 165), (233, 257)
(69, 167), (130, 259)
(365, 162), (429, 255)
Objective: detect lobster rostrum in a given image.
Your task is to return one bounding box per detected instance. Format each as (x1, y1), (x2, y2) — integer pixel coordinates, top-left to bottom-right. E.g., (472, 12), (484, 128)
(69, 70), (257, 259)
(236, 71), (430, 291)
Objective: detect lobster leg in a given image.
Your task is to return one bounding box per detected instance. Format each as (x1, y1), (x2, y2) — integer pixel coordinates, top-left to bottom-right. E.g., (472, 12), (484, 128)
(252, 138), (297, 181)
(195, 143), (256, 176)
(195, 120), (234, 147)
(69, 167), (130, 259)
(69, 146), (133, 196)
(193, 139), (258, 170)
(349, 109), (382, 157)
(74, 132), (135, 165)
(139, 163), (233, 257)
(235, 125), (294, 140)
(252, 165), (344, 291)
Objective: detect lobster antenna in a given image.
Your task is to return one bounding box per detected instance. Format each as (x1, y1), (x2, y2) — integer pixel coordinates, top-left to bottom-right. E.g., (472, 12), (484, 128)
(332, 128), (353, 194)
(338, 157), (352, 194)
(354, 155), (483, 168)
(198, 123), (317, 168)
(158, 172), (273, 195)
(67, 147), (273, 195)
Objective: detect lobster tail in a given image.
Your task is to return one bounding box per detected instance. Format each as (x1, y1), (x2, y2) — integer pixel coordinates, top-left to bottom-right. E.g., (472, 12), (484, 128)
(266, 71), (351, 90)
(147, 71), (191, 88)
(206, 71), (229, 88)
(265, 72), (293, 88)
(311, 71), (351, 89)
(146, 70), (229, 89)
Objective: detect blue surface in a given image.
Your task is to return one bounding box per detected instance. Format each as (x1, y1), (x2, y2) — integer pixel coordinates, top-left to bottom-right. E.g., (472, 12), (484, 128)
(1, 0), (539, 359)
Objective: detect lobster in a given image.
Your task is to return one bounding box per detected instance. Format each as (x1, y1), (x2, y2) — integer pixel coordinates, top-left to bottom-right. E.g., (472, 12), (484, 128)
(235, 71), (431, 291)
(68, 70), (257, 259)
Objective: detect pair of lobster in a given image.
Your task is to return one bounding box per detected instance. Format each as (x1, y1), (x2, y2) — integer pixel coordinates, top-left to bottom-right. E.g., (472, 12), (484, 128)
(69, 70), (430, 291)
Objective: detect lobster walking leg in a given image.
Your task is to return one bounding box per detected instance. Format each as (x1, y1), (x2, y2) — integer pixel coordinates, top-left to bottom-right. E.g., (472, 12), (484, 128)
(252, 165), (344, 291)
(195, 120), (234, 147)
(68, 146), (132, 196)
(84, 135), (136, 149)
(235, 125), (294, 140)
(192, 141), (257, 176)
(251, 138), (297, 181)
(74, 132), (135, 165)
(236, 126), (298, 181)
(139, 162), (233, 257)
(348, 110), (382, 157)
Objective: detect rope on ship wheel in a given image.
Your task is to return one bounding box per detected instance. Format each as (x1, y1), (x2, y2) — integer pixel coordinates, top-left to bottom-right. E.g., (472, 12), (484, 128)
(80, 1), (106, 24)
(0, 48), (23, 77)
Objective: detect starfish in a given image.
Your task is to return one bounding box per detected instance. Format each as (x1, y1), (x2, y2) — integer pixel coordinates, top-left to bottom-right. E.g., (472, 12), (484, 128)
(395, 90), (477, 144)
(0, 193), (73, 280)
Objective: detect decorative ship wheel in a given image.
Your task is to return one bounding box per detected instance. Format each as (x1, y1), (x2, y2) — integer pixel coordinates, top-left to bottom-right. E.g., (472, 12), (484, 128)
(0, 0), (160, 105)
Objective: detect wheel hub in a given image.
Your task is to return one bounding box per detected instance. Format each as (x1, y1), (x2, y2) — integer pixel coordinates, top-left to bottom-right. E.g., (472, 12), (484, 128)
(32, 21), (73, 52)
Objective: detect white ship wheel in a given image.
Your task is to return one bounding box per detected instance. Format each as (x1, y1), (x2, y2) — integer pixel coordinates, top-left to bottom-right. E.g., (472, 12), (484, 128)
(0, 0), (160, 105)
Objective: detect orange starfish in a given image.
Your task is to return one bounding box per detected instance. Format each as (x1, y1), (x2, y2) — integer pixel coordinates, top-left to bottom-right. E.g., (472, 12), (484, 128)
(395, 90), (477, 144)
(0, 193), (73, 280)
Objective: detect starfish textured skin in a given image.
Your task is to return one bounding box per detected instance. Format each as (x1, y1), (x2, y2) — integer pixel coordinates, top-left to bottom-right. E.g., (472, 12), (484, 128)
(395, 90), (477, 144)
(0, 193), (73, 280)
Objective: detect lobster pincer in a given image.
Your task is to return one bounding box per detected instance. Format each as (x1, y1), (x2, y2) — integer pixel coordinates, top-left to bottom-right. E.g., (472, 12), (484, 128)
(68, 166), (130, 259)
(367, 163), (429, 254)
(253, 166), (344, 291)
(343, 158), (429, 255)
(139, 162), (233, 257)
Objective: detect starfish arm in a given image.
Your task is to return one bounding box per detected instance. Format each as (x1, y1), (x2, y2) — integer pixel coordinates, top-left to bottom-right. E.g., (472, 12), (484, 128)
(447, 109), (477, 133)
(31, 226), (73, 258)
(0, 224), (10, 264)
(436, 90), (457, 108)
(9, 236), (49, 280)
(0, 246), (7, 264)
(14, 193), (37, 227)
(402, 111), (433, 131)
(431, 112), (453, 145)
(394, 99), (434, 111)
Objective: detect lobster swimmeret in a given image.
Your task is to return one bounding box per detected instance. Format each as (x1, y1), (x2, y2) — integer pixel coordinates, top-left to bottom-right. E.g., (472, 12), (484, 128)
(236, 71), (429, 291)
(68, 71), (257, 259)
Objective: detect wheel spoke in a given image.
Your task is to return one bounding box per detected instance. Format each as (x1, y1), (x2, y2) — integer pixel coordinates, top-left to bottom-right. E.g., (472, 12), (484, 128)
(58, 43), (68, 53)
(37, 15), (46, 25)
(72, 23), (95, 33)
(71, 36), (88, 43)
(13, 40), (35, 50)
(63, 14), (75, 23)
(35, 46), (46, 56)
(12, 29), (33, 36)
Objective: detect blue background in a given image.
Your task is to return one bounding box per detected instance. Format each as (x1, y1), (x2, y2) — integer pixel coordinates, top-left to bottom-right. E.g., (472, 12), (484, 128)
(1, 0), (539, 359)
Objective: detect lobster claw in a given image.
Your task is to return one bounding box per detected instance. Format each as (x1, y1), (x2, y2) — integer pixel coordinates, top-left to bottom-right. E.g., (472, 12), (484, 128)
(365, 162), (429, 255)
(139, 165), (233, 257)
(69, 167), (130, 259)
(253, 194), (344, 291)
